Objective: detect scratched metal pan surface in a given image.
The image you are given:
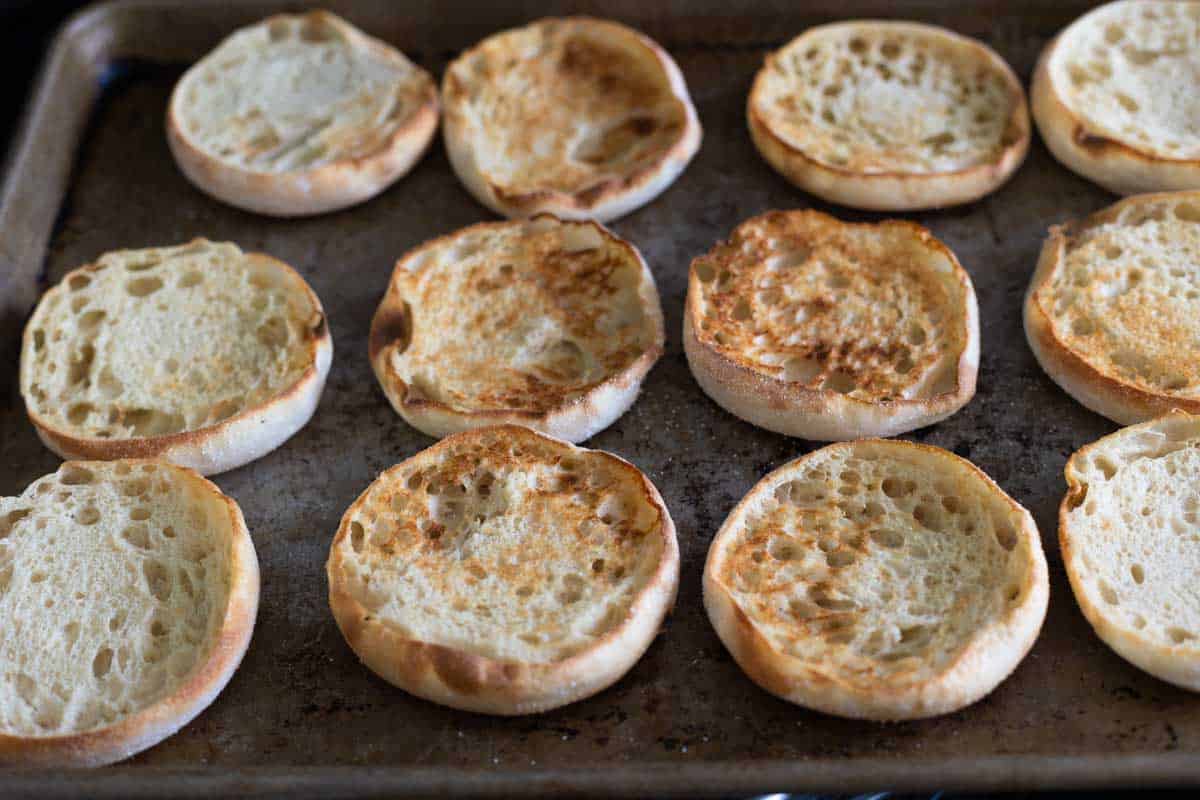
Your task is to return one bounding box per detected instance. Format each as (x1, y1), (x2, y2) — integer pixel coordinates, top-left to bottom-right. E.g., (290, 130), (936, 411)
(0, 0), (1195, 796)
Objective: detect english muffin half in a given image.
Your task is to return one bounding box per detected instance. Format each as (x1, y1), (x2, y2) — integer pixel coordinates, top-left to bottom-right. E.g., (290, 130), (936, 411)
(442, 17), (701, 222)
(0, 460), (259, 766)
(704, 439), (1048, 720)
(167, 11), (439, 217)
(1060, 411), (1200, 690)
(1025, 191), (1200, 424)
(370, 216), (664, 442)
(1032, 0), (1200, 195)
(20, 240), (332, 475)
(684, 210), (979, 440)
(748, 21), (1029, 211)
(327, 425), (679, 714)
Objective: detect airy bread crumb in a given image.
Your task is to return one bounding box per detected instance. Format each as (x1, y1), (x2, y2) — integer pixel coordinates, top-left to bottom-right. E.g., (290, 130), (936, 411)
(749, 21), (1029, 210)
(1033, 0), (1200, 194)
(20, 240), (332, 474)
(167, 11), (438, 216)
(1060, 411), (1200, 690)
(0, 460), (258, 766)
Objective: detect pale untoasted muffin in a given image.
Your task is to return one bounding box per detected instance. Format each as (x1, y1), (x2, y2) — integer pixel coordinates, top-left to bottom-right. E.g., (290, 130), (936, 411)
(441, 17), (701, 222)
(684, 210), (979, 440)
(1060, 411), (1200, 690)
(1032, 0), (1200, 195)
(19, 240), (332, 475)
(704, 439), (1048, 720)
(1024, 191), (1200, 424)
(327, 425), (679, 714)
(0, 460), (258, 767)
(369, 216), (664, 443)
(167, 10), (439, 217)
(748, 21), (1029, 211)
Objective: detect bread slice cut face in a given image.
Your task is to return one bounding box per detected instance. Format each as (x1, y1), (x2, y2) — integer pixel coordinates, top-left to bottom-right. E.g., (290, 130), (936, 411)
(1060, 411), (1200, 690)
(167, 11), (438, 216)
(327, 425), (679, 715)
(0, 460), (259, 766)
(20, 240), (332, 475)
(704, 439), (1048, 720)
(442, 17), (701, 222)
(1032, 0), (1200, 195)
(370, 216), (664, 443)
(684, 209), (979, 440)
(748, 21), (1029, 211)
(1025, 191), (1200, 425)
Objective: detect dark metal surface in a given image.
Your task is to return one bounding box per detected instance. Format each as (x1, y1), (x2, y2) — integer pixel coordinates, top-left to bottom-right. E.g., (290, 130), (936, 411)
(0, 0), (1195, 795)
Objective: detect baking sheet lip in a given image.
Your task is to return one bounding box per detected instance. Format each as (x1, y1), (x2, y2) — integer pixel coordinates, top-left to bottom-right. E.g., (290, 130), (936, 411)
(0, 753), (1196, 796)
(0, 4), (80, 268)
(1, 0), (1195, 792)
(0, 1), (110, 401)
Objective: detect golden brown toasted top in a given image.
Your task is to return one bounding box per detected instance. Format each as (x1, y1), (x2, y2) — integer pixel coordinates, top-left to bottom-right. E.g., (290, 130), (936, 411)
(751, 21), (1024, 174)
(442, 17), (692, 198)
(330, 426), (668, 662)
(1032, 193), (1200, 397)
(689, 210), (972, 402)
(372, 216), (663, 416)
(711, 440), (1033, 686)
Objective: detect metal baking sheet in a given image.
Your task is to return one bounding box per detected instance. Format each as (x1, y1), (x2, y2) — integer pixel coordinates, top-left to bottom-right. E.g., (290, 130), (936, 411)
(1, 0), (1196, 795)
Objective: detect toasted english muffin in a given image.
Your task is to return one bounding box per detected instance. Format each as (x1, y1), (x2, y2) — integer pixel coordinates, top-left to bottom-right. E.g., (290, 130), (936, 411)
(441, 17), (701, 223)
(327, 425), (679, 714)
(704, 439), (1048, 720)
(19, 240), (332, 475)
(370, 216), (664, 443)
(748, 21), (1029, 211)
(167, 11), (439, 217)
(1032, 1), (1200, 195)
(683, 210), (979, 441)
(1025, 192), (1200, 425)
(0, 460), (258, 767)
(1060, 411), (1200, 690)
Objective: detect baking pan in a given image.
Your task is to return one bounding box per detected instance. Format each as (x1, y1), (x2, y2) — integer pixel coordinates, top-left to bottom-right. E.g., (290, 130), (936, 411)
(1, 0), (1196, 796)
